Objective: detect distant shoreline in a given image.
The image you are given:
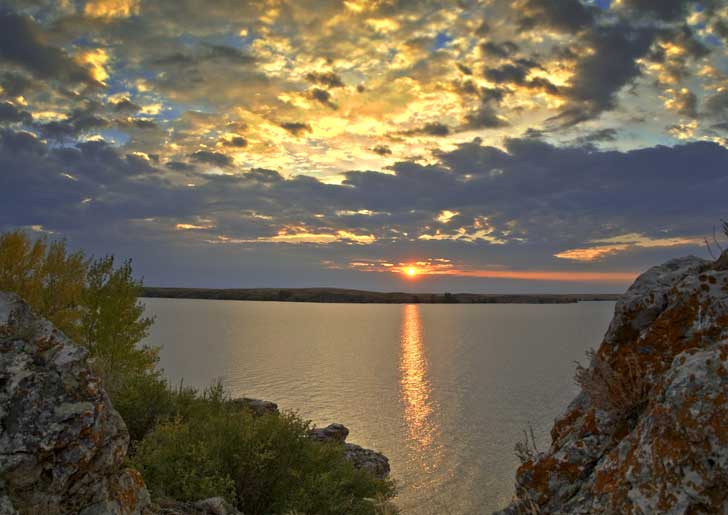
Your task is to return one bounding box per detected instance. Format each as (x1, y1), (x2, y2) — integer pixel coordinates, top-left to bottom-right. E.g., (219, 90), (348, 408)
(142, 287), (621, 304)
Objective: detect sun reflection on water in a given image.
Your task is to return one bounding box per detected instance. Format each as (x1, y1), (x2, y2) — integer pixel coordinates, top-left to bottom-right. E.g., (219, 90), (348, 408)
(399, 304), (436, 451)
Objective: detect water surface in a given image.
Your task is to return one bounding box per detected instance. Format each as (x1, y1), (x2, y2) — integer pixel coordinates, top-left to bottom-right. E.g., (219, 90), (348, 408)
(143, 299), (615, 514)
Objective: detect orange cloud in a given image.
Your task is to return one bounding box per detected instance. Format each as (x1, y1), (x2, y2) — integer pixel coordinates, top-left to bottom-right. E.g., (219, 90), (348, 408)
(327, 258), (636, 282)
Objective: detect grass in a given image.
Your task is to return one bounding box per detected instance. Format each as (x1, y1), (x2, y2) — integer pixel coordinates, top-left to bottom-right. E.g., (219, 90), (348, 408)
(574, 349), (649, 420)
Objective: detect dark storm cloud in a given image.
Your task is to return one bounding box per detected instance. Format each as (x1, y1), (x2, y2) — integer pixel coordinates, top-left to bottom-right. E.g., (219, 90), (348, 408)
(36, 106), (108, 140)
(549, 24), (657, 127)
(2, 123), (728, 277)
(126, 118), (159, 130)
(480, 41), (519, 59)
(456, 63), (472, 75)
(705, 90), (728, 121)
(403, 122), (450, 136)
(309, 88), (337, 109)
(280, 122), (312, 136)
(221, 136), (247, 147)
(371, 144), (392, 156)
(616, 0), (700, 21)
(0, 102), (31, 124)
(304, 71), (345, 89)
(0, 9), (97, 86)
(112, 98), (141, 114)
(0, 72), (33, 97)
(517, 0), (596, 32)
(464, 102), (508, 129)
(189, 150), (232, 167)
(574, 128), (618, 145)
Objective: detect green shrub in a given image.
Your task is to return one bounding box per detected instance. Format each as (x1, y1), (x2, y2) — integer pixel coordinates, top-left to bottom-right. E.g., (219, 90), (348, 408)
(0, 231), (398, 513)
(132, 387), (396, 515)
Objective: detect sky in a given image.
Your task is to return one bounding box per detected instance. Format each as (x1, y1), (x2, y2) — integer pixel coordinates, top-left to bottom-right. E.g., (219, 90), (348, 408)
(2, 0), (728, 293)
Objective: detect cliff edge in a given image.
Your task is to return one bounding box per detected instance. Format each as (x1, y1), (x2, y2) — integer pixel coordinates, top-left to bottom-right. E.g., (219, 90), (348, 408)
(0, 292), (151, 514)
(498, 253), (728, 514)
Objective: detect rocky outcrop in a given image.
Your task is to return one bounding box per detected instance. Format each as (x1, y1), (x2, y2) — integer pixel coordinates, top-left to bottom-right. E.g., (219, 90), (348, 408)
(309, 423), (349, 443)
(497, 253), (728, 514)
(0, 293), (151, 514)
(308, 423), (390, 479)
(230, 397), (279, 416)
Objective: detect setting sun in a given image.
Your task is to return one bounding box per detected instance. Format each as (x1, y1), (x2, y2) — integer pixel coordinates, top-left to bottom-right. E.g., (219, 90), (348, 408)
(406, 267), (417, 277)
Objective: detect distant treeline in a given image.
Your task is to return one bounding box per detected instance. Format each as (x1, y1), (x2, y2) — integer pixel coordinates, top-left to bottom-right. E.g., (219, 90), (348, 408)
(142, 287), (620, 304)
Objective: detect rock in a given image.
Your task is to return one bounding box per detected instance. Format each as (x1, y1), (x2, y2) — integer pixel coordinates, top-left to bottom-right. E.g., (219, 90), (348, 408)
(307, 423), (389, 479)
(231, 397), (279, 416)
(343, 443), (391, 480)
(309, 423), (350, 443)
(0, 293), (151, 515)
(496, 254), (728, 514)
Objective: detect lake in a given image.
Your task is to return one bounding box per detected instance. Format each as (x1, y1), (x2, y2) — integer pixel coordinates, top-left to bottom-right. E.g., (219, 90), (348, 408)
(142, 299), (616, 514)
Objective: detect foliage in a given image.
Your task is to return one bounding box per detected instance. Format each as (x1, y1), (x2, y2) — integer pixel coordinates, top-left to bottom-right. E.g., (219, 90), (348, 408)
(0, 230), (160, 436)
(0, 230), (398, 513)
(132, 383), (397, 515)
(0, 231), (87, 339)
(80, 256), (155, 396)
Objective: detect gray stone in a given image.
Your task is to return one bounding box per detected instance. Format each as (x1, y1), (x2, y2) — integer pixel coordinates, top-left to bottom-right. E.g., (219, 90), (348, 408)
(496, 254), (728, 514)
(309, 423), (350, 443)
(0, 293), (150, 515)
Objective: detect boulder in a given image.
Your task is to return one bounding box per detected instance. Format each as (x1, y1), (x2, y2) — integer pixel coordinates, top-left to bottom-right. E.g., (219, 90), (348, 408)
(309, 423), (350, 443)
(343, 443), (391, 480)
(231, 397), (279, 416)
(0, 293), (151, 515)
(496, 252), (728, 514)
(307, 423), (390, 479)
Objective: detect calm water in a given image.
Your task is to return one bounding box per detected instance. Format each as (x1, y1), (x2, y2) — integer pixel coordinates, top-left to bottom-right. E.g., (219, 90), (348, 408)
(142, 299), (615, 514)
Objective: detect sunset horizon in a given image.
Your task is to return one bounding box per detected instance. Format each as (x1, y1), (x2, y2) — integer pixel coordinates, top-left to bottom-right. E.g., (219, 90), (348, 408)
(3, 0), (728, 293)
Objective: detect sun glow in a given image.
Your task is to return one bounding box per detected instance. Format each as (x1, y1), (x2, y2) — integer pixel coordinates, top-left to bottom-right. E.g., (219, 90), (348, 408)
(406, 267), (417, 277)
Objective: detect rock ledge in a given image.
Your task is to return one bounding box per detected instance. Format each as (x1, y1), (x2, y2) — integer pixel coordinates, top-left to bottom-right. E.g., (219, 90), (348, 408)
(497, 253), (728, 514)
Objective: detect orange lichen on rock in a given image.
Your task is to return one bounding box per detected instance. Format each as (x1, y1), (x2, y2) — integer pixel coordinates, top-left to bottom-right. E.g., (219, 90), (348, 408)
(497, 253), (728, 514)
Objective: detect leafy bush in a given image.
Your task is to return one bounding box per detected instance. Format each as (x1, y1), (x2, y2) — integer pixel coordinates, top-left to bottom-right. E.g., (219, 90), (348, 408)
(132, 385), (397, 515)
(0, 231), (398, 512)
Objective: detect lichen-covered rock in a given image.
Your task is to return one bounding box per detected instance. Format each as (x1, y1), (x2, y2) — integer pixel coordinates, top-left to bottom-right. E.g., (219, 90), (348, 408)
(309, 423), (350, 443)
(306, 422), (390, 479)
(0, 293), (151, 515)
(343, 443), (391, 479)
(497, 252), (728, 514)
(230, 397), (279, 416)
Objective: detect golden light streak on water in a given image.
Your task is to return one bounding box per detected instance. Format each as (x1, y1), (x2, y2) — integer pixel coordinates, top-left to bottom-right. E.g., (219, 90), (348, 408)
(399, 304), (435, 451)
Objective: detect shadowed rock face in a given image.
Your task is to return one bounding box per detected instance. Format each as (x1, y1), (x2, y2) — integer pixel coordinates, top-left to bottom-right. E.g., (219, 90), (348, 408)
(0, 293), (151, 514)
(497, 252), (728, 514)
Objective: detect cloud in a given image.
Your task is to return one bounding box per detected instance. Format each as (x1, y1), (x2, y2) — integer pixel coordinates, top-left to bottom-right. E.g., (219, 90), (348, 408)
(370, 144), (392, 156)
(304, 71), (345, 89)
(0, 10), (98, 86)
(221, 135), (247, 147)
(280, 122), (312, 136)
(309, 87), (338, 109)
(189, 150), (232, 167)
(517, 0), (596, 32)
(0, 102), (31, 124)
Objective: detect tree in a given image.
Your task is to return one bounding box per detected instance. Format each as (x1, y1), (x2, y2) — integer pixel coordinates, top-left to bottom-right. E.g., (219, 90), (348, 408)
(0, 230), (156, 396)
(81, 256), (156, 396)
(0, 231), (87, 339)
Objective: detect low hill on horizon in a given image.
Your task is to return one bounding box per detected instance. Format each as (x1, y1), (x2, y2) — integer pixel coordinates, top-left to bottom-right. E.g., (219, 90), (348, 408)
(142, 287), (620, 304)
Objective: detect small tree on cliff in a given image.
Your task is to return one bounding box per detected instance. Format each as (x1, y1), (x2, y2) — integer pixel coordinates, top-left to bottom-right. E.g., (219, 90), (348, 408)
(81, 256), (156, 396)
(0, 230), (156, 395)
